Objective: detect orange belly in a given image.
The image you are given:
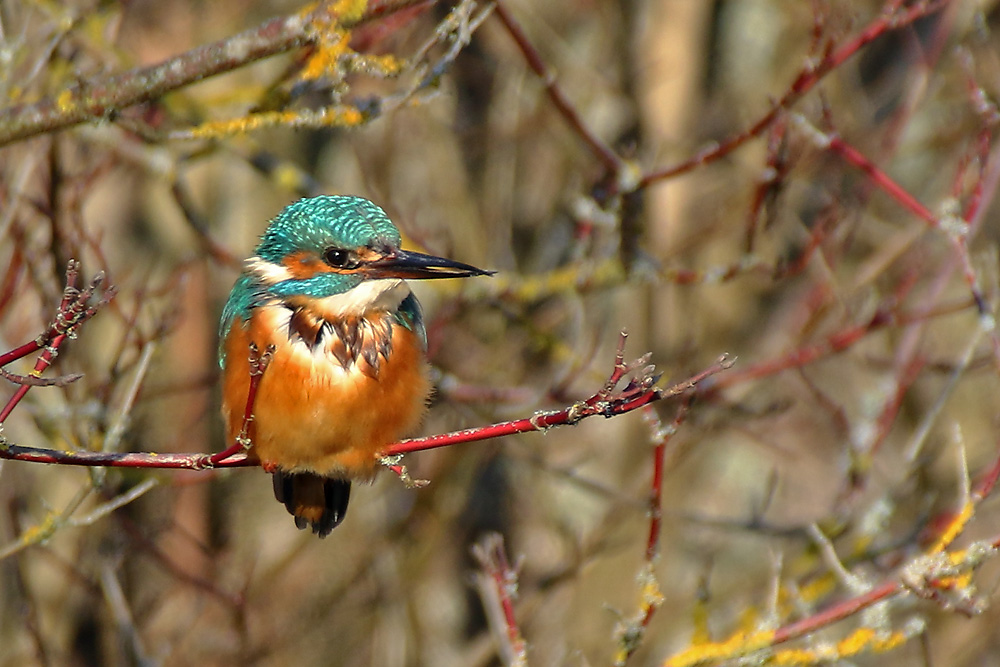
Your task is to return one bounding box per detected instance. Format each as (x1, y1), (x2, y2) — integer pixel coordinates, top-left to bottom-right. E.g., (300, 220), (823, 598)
(221, 307), (430, 479)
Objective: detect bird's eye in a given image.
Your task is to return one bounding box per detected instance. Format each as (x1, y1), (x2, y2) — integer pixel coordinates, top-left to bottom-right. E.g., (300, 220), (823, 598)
(323, 248), (352, 268)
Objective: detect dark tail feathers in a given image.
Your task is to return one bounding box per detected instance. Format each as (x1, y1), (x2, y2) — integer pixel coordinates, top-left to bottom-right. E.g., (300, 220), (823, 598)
(272, 471), (351, 537)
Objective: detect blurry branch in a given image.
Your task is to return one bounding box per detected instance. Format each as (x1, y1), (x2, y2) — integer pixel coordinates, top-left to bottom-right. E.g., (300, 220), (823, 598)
(637, 0), (951, 192)
(660, 439), (1000, 667)
(494, 0), (951, 203)
(0, 485), (91, 561)
(791, 113), (1000, 371)
(494, 1), (621, 177)
(702, 284), (994, 398)
(0, 0), (433, 146)
(743, 114), (790, 253)
(486, 0), (979, 323)
(112, 513), (246, 608)
(461, 231), (829, 306)
(472, 533), (527, 667)
(702, 302), (897, 392)
(70, 478), (161, 528)
(100, 564), (153, 666)
(167, 0), (493, 140)
(0, 367), (82, 388)
(0, 477), (159, 561)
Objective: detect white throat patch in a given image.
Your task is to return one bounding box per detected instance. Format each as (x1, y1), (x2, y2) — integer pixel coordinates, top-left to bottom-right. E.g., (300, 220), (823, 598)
(312, 278), (411, 319)
(245, 256), (292, 284)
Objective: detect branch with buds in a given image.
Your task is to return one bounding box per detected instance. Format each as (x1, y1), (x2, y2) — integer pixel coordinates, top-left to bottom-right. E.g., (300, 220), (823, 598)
(0, 261), (116, 425)
(0, 280), (730, 472)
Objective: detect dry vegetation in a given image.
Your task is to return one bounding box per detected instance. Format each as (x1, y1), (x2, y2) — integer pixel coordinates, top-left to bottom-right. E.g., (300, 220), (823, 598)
(2, 0), (1000, 665)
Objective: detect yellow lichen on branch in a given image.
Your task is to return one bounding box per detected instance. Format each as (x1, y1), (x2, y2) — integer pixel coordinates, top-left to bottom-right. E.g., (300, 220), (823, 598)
(769, 627), (909, 666)
(299, 30), (354, 82)
(663, 624), (911, 667)
(331, 0), (369, 23)
(173, 106), (365, 140)
(663, 629), (777, 667)
(612, 564), (666, 666)
(297, 0), (373, 84)
(793, 574), (836, 606)
(928, 501), (974, 555)
(56, 89), (76, 114)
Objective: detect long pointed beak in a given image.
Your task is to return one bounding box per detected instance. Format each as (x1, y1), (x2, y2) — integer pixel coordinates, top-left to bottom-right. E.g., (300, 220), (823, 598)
(365, 249), (494, 280)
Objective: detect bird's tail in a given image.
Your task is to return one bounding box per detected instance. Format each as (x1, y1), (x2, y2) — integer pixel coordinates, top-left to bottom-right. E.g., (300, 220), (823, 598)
(271, 471), (351, 537)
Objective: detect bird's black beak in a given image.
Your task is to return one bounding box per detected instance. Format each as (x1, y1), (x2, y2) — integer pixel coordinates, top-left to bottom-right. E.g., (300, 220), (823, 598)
(365, 249), (494, 280)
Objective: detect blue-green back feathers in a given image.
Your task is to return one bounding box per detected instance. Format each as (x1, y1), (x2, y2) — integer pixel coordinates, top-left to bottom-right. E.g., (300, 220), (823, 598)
(219, 275), (261, 349)
(396, 292), (427, 350)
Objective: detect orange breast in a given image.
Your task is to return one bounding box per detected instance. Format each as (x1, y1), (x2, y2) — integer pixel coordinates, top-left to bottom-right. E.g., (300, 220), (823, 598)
(221, 307), (430, 479)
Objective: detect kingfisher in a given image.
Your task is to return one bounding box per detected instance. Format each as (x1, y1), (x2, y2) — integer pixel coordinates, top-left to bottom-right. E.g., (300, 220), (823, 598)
(219, 195), (491, 537)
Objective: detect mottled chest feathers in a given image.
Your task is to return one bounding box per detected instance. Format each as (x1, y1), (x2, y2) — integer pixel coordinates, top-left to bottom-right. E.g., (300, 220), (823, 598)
(287, 306), (395, 378)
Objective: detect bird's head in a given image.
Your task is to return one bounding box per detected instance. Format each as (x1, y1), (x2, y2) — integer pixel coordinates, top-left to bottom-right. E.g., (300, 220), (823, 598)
(244, 196), (492, 316)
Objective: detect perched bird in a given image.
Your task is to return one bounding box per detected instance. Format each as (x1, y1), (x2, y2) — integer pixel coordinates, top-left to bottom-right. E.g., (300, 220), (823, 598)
(219, 196), (491, 536)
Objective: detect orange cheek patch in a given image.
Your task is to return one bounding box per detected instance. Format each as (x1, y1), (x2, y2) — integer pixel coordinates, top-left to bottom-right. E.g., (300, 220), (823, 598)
(355, 247), (384, 263)
(283, 250), (376, 277)
(282, 251), (331, 279)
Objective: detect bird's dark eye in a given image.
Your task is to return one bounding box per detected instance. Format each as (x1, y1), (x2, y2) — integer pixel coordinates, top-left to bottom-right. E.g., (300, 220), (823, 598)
(323, 248), (352, 268)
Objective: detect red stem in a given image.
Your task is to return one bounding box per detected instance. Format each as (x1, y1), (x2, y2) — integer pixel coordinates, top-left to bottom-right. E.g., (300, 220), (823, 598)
(706, 308), (893, 391)
(825, 135), (936, 225)
(494, 1), (623, 177)
(638, 0), (950, 191)
(0, 334), (67, 423)
(0, 340), (44, 369)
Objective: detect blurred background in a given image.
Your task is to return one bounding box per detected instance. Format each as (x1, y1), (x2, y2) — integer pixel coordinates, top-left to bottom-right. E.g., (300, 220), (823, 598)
(2, 0), (1000, 665)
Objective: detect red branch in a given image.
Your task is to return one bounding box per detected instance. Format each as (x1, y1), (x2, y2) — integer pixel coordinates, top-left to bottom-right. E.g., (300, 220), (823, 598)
(386, 340), (729, 457)
(637, 0), (951, 192)
(763, 436), (1000, 650)
(0, 332), (732, 472)
(643, 401), (691, 563)
(704, 306), (893, 392)
(616, 400), (693, 665)
(824, 134), (936, 226)
(206, 343), (274, 466)
(494, 1), (623, 177)
(811, 119), (1000, 375)
(769, 580), (900, 647)
(0, 261), (116, 423)
(472, 533), (527, 664)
